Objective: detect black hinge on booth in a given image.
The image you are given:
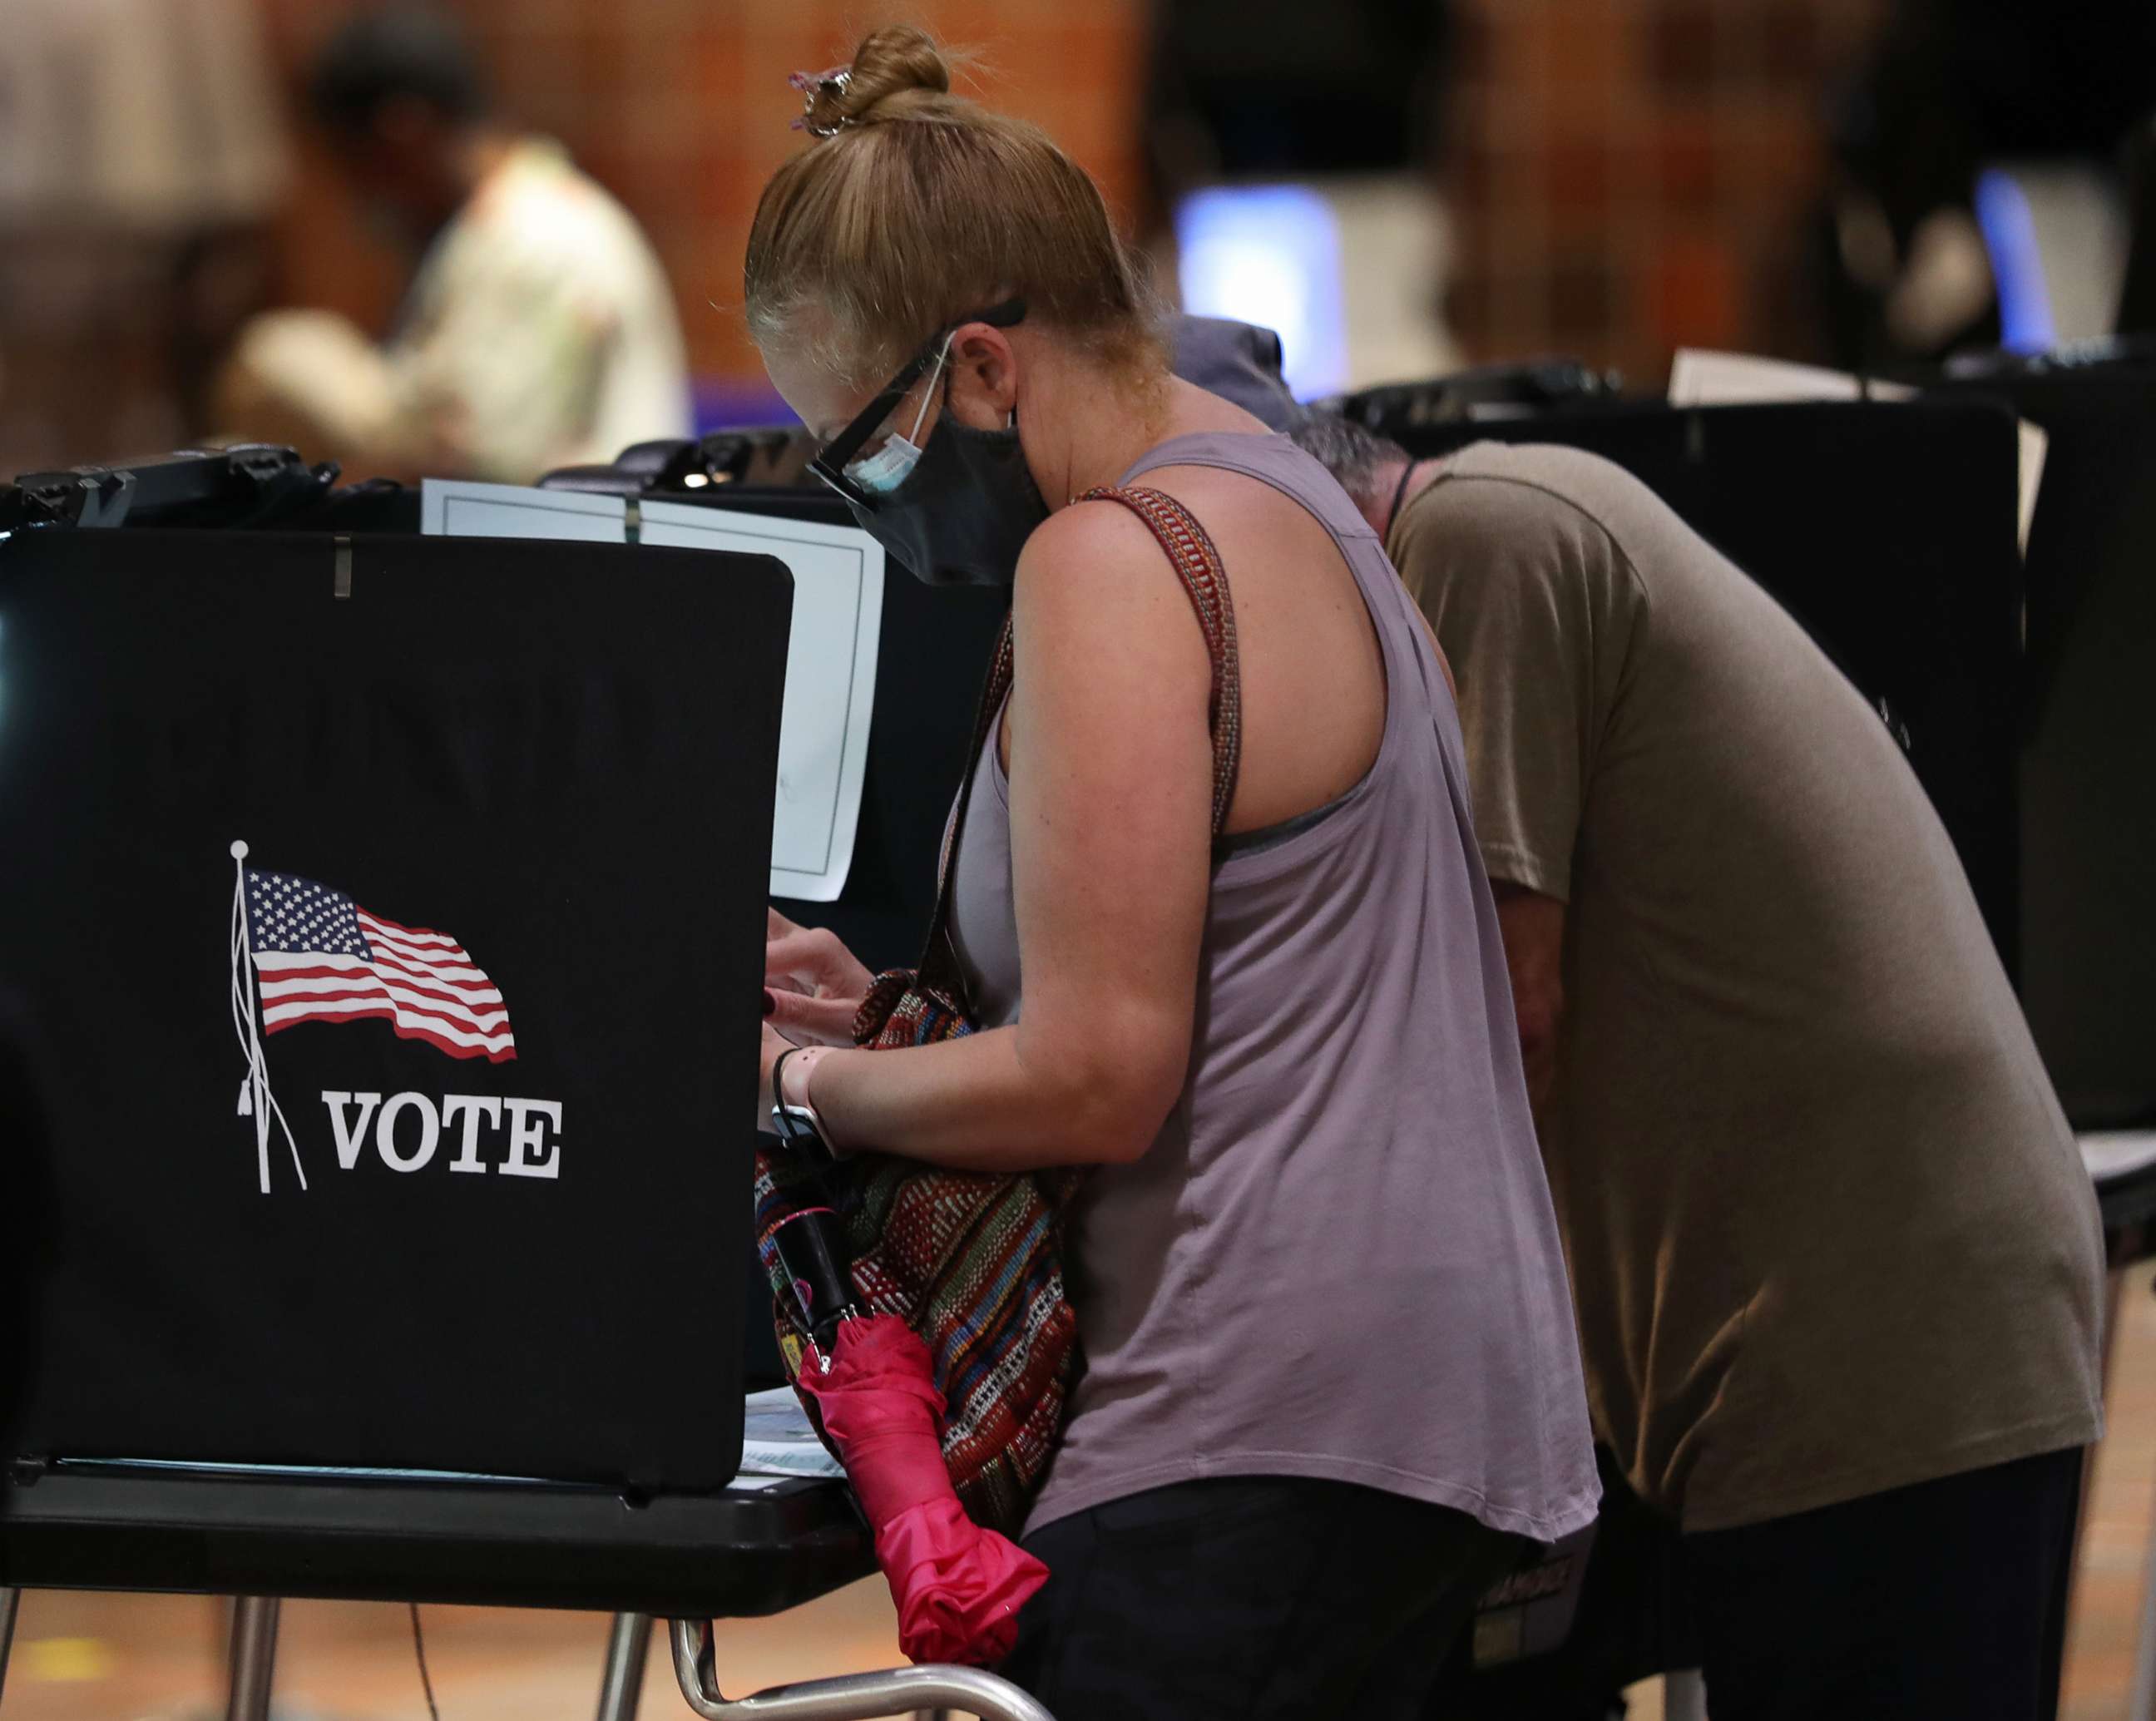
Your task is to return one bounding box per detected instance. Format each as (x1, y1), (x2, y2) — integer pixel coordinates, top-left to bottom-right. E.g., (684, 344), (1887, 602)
(7, 447), (340, 532)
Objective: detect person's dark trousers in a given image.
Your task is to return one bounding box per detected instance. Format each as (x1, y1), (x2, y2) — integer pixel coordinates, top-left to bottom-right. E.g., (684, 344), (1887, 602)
(1424, 1445), (1694, 1719)
(1425, 1444), (2087, 1721)
(999, 1476), (1524, 1721)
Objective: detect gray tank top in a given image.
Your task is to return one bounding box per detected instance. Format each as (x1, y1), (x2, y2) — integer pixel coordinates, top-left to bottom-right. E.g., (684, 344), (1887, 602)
(949, 431), (1599, 1540)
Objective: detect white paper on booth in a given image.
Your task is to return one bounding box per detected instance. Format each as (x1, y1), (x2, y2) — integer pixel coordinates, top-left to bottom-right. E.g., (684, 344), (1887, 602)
(419, 477), (627, 542)
(737, 1385), (845, 1479)
(1668, 349), (1920, 410)
(640, 502), (883, 903)
(1668, 349), (2047, 555)
(420, 482), (884, 903)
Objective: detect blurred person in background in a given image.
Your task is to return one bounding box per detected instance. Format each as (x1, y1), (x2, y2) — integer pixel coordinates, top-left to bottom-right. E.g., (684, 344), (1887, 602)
(1296, 413), (2104, 1721)
(1816, 0), (2156, 364)
(216, 4), (689, 484)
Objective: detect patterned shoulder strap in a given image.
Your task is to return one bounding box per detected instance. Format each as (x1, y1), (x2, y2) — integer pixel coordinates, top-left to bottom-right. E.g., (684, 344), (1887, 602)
(1075, 484), (1244, 838)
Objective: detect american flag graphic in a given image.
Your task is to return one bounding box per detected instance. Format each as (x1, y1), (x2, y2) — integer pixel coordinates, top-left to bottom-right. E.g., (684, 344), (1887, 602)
(242, 868), (516, 1062)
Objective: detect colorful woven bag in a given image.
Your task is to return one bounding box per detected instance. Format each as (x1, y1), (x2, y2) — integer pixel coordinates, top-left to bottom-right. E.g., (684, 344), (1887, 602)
(754, 484), (1243, 1536)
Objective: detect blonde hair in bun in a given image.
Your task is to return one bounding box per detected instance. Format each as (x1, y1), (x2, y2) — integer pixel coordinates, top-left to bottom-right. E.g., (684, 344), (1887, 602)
(794, 27), (955, 135)
(748, 25), (1163, 386)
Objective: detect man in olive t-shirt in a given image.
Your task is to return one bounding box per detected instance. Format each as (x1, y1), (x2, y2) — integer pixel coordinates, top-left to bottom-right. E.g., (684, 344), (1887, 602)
(1296, 419), (2104, 1719)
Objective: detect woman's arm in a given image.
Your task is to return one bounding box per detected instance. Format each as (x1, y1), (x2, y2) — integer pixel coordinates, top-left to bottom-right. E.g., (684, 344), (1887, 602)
(801, 501), (1217, 1172)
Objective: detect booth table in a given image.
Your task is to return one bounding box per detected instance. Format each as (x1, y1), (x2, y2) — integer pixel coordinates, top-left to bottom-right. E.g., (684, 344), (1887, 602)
(0, 1452), (1049, 1720)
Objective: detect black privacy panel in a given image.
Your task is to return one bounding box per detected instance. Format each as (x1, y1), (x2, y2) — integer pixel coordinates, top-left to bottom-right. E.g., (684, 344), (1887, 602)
(1393, 399), (2026, 978)
(1918, 364), (2156, 1129)
(0, 529), (790, 1491)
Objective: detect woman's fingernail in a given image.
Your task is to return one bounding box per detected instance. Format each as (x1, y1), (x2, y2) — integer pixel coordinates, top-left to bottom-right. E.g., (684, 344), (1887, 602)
(763, 990), (779, 1017)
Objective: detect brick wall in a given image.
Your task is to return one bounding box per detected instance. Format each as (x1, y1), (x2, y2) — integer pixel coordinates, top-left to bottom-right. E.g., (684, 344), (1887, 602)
(1442, 0), (1886, 387)
(2, 0), (1892, 472)
(256, 0), (1150, 402)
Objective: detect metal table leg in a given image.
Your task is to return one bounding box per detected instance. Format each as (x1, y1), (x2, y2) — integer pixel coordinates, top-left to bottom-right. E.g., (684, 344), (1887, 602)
(2062, 1267), (2128, 1690)
(225, 1596), (282, 1721)
(670, 1618), (1054, 1721)
(597, 1612), (652, 1721)
(0, 1585), (20, 1704)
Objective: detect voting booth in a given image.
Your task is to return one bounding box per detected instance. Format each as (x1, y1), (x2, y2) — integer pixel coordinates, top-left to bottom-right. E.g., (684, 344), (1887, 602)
(2, 524), (785, 1486)
(1892, 348), (2156, 1721)
(0, 453), (1051, 1721)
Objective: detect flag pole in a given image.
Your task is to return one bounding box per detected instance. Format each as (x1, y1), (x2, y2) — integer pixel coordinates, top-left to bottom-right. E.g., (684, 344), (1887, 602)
(230, 841), (272, 1194)
(229, 842), (308, 1194)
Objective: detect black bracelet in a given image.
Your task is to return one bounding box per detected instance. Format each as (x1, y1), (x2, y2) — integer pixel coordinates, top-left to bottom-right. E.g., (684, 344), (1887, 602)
(768, 1046), (838, 1165)
(769, 1045), (802, 1121)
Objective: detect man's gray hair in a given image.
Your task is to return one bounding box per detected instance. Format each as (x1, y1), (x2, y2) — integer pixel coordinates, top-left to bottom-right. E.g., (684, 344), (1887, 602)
(1289, 413), (1412, 516)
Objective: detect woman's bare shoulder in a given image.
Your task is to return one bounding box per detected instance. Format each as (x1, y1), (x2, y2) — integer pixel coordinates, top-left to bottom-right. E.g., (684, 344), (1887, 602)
(1011, 501), (1214, 680)
(1001, 497), (1213, 793)
(1018, 492), (1168, 582)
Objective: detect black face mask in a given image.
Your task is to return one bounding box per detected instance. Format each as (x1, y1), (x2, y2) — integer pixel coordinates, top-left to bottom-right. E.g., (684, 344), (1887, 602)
(844, 410), (1050, 589)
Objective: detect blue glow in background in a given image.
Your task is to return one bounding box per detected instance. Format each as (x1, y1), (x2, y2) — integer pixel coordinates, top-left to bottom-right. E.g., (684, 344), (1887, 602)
(1175, 185), (1348, 400)
(1975, 169), (2059, 355)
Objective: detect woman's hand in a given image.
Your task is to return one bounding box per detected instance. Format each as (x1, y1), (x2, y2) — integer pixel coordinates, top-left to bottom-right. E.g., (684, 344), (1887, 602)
(765, 908), (875, 1046)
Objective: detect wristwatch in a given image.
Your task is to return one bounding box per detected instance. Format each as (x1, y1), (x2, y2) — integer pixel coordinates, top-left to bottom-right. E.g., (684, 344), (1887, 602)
(769, 1045), (838, 1163)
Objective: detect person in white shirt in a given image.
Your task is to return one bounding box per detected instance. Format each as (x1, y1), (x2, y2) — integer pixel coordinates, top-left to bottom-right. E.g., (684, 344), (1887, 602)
(217, 4), (690, 483)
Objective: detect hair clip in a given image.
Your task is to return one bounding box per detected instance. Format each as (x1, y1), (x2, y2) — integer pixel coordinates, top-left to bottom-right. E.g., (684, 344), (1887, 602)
(789, 66), (854, 136)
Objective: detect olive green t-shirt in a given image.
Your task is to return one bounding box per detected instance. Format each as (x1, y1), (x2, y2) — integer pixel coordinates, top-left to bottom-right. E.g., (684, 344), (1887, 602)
(1391, 442), (2104, 1532)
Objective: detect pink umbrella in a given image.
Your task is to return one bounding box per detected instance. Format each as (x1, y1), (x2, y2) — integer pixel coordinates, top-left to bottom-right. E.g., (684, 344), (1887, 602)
(797, 1314), (1050, 1666)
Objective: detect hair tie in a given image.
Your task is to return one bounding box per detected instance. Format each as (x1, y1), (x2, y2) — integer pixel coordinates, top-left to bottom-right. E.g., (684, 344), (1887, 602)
(789, 66), (854, 136)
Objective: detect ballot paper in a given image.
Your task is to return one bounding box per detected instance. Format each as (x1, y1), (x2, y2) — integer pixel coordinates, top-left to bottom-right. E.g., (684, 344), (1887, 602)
(419, 478), (626, 542)
(739, 1384), (844, 1479)
(640, 502), (883, 903)
(89, 1393), (848, 1490)
(420, 479), (883, 901)
(1668, 349), (2048, 556)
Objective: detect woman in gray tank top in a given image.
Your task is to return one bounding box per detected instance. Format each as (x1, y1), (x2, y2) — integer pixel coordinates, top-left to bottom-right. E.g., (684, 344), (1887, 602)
(744, 27), (1596, 1720)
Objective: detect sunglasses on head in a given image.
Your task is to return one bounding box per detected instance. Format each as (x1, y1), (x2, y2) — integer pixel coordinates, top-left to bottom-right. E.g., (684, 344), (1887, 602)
(808, 298), (1027, 510)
